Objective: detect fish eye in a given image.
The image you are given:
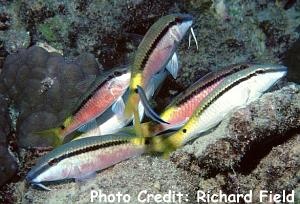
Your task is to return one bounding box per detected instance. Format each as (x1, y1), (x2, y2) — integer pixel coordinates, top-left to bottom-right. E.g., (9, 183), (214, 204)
(114, 71), (122, 76)
(134, 88), (138, 93)
(175, 17), (182, 23)
(182, 129), (187, 133)
(236, 64), (248, 71)
(256, 69), (264, 74)
(60, 125), (65, 130)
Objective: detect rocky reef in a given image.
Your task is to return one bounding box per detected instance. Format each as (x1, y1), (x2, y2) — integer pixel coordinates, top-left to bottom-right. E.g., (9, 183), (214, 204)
(171, 84), (300, 203)
(0, 0), (299, 203)
(5, 83), (300, 204)
(0, 94), (17, 187)
(0, 46), (100, 148)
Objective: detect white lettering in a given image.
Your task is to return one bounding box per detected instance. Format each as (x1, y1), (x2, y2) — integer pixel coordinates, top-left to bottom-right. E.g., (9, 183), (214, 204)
(138, 190), (148, 203)
(90, 190), (131, 203)
(286, 190), (295, 202)
(260, 190), (269, 202)
(90, 190), (98, 202)
(244, 190), (252, 203)
(228, 194), (236, 202)
(197, 190), (206, 202)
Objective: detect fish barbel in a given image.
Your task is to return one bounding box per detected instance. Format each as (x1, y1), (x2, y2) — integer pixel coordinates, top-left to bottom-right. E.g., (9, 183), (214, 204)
(26, 133), (145, 190)
(124, 14), (196, 136)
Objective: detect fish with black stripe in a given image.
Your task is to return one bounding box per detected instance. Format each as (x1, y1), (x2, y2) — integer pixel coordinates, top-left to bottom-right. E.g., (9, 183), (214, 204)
(136, 63), (255, 136)
(36, 67), (131, 146)
(148, 64), (287, 156)
(124, 13), (198, 137)
(26, 133), (146, 190)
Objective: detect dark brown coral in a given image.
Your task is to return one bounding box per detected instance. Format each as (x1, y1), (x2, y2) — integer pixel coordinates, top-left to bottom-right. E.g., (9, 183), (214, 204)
(0, 46), (101, 148)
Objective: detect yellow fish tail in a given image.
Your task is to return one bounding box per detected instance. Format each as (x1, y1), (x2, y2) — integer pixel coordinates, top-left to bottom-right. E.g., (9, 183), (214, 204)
(34, 127), (63, 147)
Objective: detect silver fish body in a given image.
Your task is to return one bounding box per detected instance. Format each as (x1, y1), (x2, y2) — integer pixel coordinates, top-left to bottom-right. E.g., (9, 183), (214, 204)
(75, 69), (168, 139)
(27, 133), (145, 189)
(152, 64), (288, 152)
(181, 64), (287, 144)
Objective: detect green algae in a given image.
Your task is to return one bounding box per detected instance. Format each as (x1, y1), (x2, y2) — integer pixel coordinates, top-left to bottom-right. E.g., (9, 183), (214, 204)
(37, 15), (70, 50)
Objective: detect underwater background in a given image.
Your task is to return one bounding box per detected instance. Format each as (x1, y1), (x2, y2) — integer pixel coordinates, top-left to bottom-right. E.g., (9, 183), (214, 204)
(0, 0), (299, 203)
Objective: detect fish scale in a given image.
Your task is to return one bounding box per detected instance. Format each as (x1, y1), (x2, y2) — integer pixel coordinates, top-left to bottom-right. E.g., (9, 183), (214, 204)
(124, 14), (194, 136)
(62, 69), (130, 136)
(149, 64), (287, 154)
(36, 67), (131, 146)
(134, 15), (180, 73)
(27, 133), (146, 189)
(140, 64), (253, 136)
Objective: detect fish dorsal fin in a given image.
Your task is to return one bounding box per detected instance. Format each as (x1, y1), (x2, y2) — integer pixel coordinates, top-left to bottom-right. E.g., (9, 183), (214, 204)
(111, 97), (125, 117)
(75, 75), (97, 93)
(165, 52), (179, 79)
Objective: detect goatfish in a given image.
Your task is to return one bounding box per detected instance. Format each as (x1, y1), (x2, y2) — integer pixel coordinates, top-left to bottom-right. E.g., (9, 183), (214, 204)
(74, 69), (168, 139)
(124, 14), (198, 136)
(149, 64), (287, 155)
(26, 133), (146, 191)
(37, 67), (131, 146)
(137, 64), (256, 136)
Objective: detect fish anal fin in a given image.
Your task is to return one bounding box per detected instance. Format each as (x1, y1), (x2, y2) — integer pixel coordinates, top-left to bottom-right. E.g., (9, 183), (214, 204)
(75, 171), (97, 183)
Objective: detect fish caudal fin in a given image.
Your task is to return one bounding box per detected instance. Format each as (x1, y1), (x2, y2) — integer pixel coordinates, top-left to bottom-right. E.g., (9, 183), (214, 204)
(137, 85), (169, 124)
(124, 92), (145, 137)
(34, 127), (63, 147)
(147, 133), (177, 159)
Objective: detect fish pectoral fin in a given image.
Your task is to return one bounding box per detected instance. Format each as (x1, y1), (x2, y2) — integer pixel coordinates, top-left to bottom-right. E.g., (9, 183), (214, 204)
(165, 52), (179, 79)
(75, 171), (97, 183)
(77, 119), (98, 132)
(112, 97), (126, 117)
(33, 183), (51, 191)
(137, 85), (169, 124)
(75, 75), (97, 93)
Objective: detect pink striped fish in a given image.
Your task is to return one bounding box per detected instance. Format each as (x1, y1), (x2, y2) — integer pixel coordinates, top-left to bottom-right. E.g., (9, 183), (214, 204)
(138, 64), (254, 136)
(36, 67), (131, 146)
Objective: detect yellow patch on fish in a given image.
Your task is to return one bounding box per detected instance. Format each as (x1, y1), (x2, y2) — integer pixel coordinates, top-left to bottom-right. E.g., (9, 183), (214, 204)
(63, 116), (73, 128)
(130, 73), (143, 90)
(159, 106), (177, 121)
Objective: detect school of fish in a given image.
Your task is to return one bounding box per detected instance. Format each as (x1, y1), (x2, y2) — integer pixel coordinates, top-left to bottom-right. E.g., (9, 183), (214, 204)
(27, 14), (288, 190)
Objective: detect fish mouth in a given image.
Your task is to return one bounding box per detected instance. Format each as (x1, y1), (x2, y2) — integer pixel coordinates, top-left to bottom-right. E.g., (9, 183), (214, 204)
(26, 171), (35, 183)
(26, 173), (52, 191)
